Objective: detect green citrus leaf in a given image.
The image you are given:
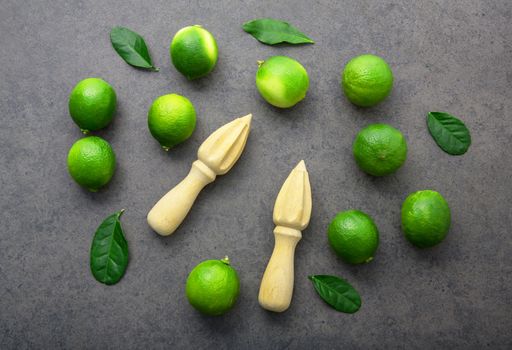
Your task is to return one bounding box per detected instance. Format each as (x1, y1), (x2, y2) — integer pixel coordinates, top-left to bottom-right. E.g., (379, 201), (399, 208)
(242, 18), (314, 45)
(308, 275), (361, 313)
(90, 210), (129, 285)
(427, 112), (471, 155)
(110, 27), (158, 71)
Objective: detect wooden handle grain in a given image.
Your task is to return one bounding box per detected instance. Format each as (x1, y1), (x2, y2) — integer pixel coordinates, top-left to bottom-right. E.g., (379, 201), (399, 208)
(147, 160), (216, 236)
(258, 226), (302, 312)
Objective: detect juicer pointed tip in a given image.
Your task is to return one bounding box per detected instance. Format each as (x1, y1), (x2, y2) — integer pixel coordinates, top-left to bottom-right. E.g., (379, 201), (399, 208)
(295, 160), (307, 171)
(240, 113), (252, 125)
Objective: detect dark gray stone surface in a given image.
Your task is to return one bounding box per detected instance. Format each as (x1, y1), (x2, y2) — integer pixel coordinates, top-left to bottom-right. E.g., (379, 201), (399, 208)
(1, 0), (511, 348)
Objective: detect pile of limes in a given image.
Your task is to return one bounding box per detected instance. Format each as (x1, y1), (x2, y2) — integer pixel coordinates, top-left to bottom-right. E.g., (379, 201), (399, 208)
(67, 78), (117, 192)
(65, 26), (215, 191)
(326, 56), (451, 262)
(66, 23), (455, 316)
(328, 190), (451, 266)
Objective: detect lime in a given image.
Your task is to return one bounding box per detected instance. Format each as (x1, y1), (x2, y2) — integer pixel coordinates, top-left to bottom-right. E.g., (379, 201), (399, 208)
(68, 78), (117, 133)
(402, 190), (451, 248)
(327, 210), (379, 264)
(147, 94), (196, 151)
(341, 54), (393, 107)
(185, 257), (240, 316)
(170, 25), (218, 80)
(256, 56), (309, 108)
(67, 136), (116, 192)
(353, 124), (407, 176)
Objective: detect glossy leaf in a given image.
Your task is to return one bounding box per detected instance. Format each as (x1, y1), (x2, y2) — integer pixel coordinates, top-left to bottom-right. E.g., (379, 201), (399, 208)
(90, 210), (129, 285)
(110, 27), (158, 71)
(308, 275), (361, 313)
(242, 18), (314, 45)
(427, 112), (471, 155)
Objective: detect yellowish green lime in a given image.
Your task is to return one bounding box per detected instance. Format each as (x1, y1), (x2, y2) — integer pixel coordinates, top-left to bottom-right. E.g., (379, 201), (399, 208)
(68, 78), (116, 133)
(353, 124), (407, 176)
(327, 210), (379, 264)
(147, 94), (196, 151)
(67, 136), (116, 192)
(402, 190), (451, 248)
(170, 25), (218, 80)
(342, 54), (393, 107)
(185, 257), (240, 316)
(256, 56), (309, 108)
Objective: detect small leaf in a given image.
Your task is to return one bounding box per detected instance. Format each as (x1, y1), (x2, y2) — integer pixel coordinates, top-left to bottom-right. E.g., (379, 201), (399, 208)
(110, 27), (158, 71)
(308, 275), (361, 313)
(90, 210), (129, 285)
(242, 18), (314, 45)
(427, 112), (471, 155)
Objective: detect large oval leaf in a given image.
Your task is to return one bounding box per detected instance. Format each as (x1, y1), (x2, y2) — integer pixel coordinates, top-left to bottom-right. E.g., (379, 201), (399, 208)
(110, 27), (158, 71)
(90, 210), (129, 285)
(427, 112), (471, 155)
(242, 18), (314, 45)
(308, 275), (361, 313)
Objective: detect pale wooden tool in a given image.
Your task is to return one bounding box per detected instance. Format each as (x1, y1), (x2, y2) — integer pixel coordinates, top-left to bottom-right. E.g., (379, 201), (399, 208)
(147, 114), (252, 236)
(258, 160), (312, 312)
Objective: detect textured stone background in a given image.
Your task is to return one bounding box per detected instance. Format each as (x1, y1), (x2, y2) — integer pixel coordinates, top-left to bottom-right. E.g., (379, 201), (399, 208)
(1, 0), (511, 349)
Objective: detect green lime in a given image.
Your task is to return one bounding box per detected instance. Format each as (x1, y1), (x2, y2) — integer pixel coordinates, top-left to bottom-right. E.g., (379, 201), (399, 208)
(67, 136), (116, 192)
(170, 25), (218, 80)
(68, 78), (117, 133)
(402, 190), (451, 248)
(256, 56), (309, 108)
(353, 124), (407, 176)
(147, 94), (196, 151)
(185, 257), (240, 316)
(327, 210), (379, 264)
(341, 54), (393, 107)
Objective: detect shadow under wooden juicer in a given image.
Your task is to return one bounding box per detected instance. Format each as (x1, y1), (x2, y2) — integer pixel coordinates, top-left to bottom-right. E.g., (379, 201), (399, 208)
(147, 114), (252, 236)
(258, 160), (312, 312)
